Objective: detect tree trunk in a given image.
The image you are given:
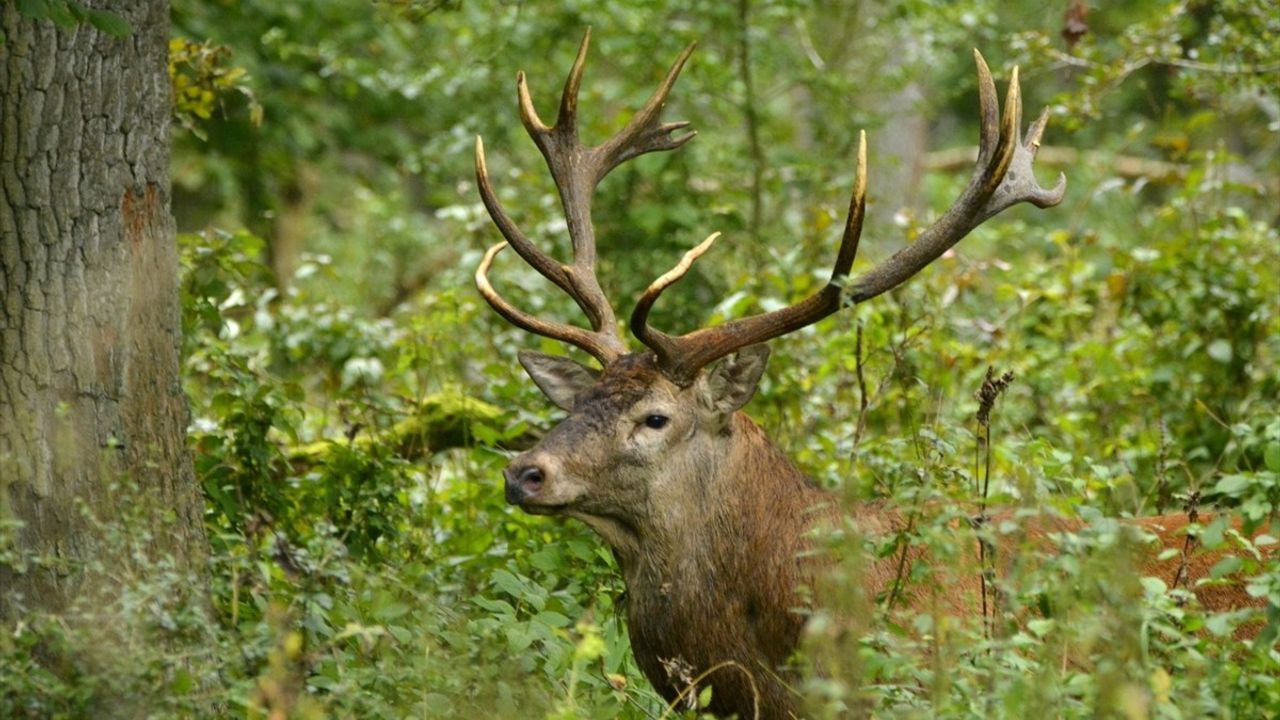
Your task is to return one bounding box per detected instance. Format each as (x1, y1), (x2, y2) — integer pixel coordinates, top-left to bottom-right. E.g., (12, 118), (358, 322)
(0, 1), (206, 617)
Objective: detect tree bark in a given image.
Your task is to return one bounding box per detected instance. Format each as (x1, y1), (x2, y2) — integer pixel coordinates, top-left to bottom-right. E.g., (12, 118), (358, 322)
(0, 1), (206, 617)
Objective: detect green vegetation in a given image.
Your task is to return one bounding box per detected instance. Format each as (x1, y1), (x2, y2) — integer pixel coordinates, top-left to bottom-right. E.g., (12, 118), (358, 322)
(3, 0), (1278, 717)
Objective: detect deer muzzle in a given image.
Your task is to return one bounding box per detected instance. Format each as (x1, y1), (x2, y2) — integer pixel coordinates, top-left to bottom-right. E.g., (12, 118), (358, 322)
(504, 462), (546, 505)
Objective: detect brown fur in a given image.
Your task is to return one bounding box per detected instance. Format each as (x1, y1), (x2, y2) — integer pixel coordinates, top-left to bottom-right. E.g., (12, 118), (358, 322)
(623, 415), (828, 717)
(847, 510), (1271, 622)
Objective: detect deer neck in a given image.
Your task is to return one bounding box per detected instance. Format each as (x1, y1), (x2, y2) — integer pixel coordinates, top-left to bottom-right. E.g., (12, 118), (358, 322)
(611, 413), (828, 595)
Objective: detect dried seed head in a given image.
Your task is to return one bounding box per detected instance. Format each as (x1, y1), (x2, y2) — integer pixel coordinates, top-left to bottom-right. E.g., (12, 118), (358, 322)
(975, 366), (1015, 427)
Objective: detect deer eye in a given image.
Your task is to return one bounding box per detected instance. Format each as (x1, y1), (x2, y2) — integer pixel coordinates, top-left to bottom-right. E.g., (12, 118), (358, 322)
(643, 414), (669, 429)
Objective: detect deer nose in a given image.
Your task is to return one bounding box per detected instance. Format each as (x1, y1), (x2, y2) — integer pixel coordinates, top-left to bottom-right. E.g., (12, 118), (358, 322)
(504, 463), (546, 505)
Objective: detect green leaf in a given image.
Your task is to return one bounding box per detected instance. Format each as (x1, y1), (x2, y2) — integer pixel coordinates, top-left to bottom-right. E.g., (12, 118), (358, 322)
(1201, 515), (1228, 548)
(473, 596), (515, 616)
(308, 675), (338, 691)
(386, 625), (413, 643)
(527, 548), (562, 572)
(491, 568), (525, 600)
(374, 600), (409, 621)
(533, 610), (571, 629)
(698, 685), (714, 708)
(422, 693), (452, 714)
(1214, 474), (1251, 497)
(49, 0), (81, 26)
(1140, 576), (1168, 596)
(65, 0), (87, 21)
(86, 8), (131, 37)
(1209, 556), (1243, 579)
(1204, 612), (1234, 637)
(1026, 618), (1055, 637)
(1206, 338), (1233, 363)
(504, 625), (534, 652)
(170, 669), (194, 694)
(16, 0), (51, 20)
(1265, 442), (1280, 473)
(45, 0), (75, 27)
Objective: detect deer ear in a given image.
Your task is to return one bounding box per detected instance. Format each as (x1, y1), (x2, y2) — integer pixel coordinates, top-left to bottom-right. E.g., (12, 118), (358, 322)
(518, 350), (599, 411)
(702, 344), (770, 416)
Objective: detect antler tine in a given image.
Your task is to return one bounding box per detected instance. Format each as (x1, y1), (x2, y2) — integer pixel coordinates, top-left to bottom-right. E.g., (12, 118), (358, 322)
(973, 50), (1000, 168)
(476, 242), (622, 362)
(516, 28), (591, 138)
(475, 31), (701, 364)
(630, 232), (722, 356)
(631, 54), (1065, 384)
(832, 130), (869, 278)
(596, 42), (699, 179)
(475, 137), (577, 300)
(557, 28), (590, 130)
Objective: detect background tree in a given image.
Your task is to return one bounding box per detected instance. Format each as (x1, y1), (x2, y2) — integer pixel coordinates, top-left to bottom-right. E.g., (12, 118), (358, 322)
(0, 1), (206, 617)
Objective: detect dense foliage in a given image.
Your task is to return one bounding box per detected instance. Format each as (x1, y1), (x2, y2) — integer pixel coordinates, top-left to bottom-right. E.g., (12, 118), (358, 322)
(3, 0), (1278, 717)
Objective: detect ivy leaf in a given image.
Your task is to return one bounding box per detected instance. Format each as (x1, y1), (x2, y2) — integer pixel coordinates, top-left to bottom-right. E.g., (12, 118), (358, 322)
(86, 9), (131, 37)
(16, 0), (51, 19)
(46, 0), (76, 27)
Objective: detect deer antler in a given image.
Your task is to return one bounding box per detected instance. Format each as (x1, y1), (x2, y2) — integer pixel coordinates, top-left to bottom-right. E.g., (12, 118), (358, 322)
(631, 51), (1066, 384)
(475, 29), (697, 364)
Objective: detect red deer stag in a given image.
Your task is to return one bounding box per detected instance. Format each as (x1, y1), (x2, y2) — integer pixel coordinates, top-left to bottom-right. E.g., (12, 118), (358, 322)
(472, 32), (1262, 720)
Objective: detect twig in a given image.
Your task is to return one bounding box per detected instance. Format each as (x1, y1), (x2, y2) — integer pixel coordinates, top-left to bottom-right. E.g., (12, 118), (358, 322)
(885, 507), (920, 612)
(852, 321), (869, 451)
(1171, 490), (1201, 602)
(658, 659), (759, 720)
(973, 366), (1014, 638)
(1153, 415), (1170, 514)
